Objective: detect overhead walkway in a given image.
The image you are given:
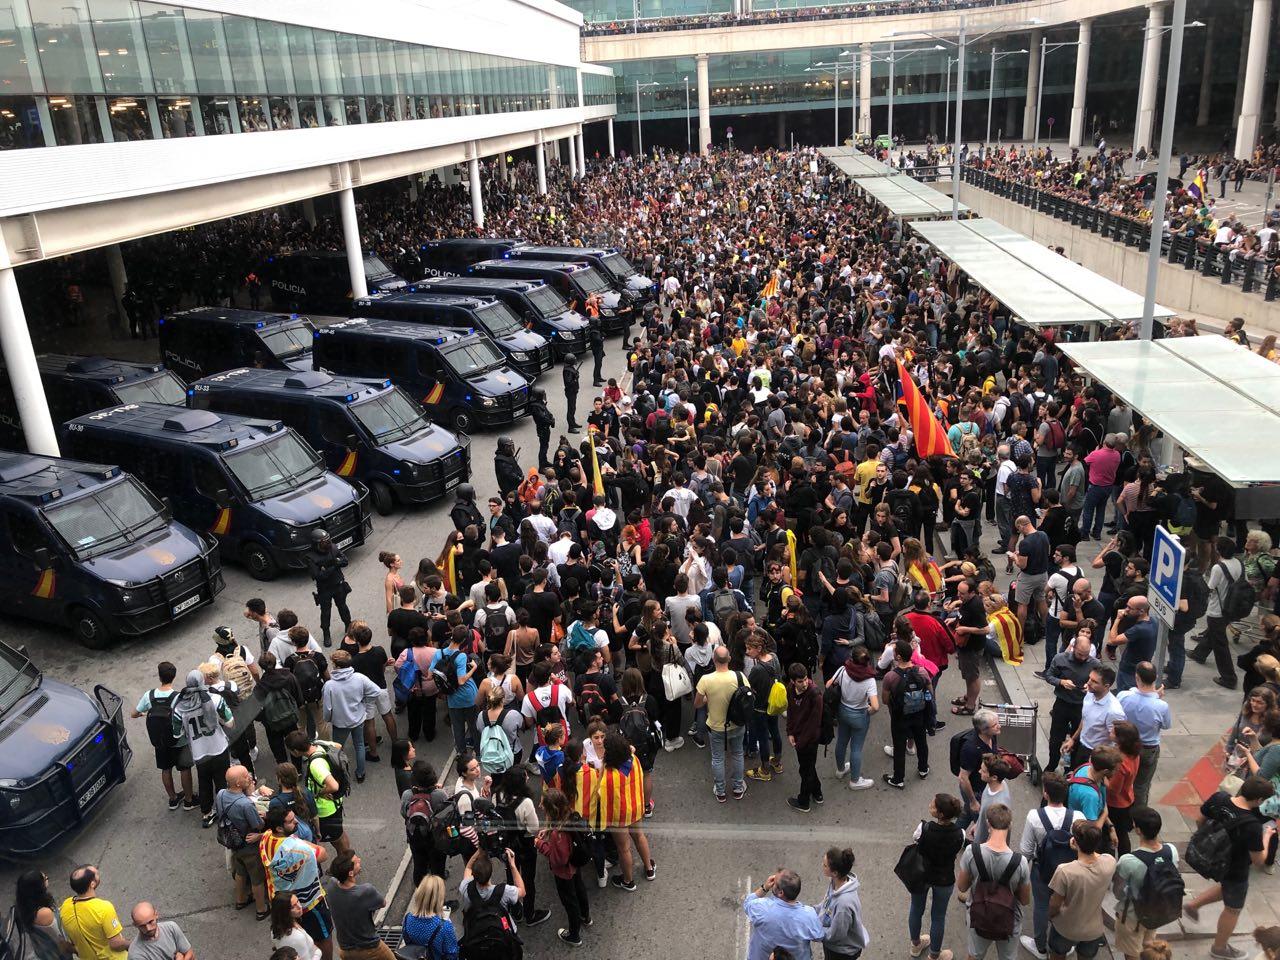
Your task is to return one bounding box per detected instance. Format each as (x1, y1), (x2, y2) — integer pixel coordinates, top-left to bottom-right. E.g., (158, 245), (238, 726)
(852, 175), (966, 220)
(819, 148), (895, 179)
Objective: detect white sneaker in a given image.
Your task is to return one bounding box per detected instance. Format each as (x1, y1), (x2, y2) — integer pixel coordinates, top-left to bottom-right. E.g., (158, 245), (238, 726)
(834, 763), (848, 777)
(596, 868), (608, 889)
(883, 744), (895, 757)
(663, 737), (685, 752)
(907, 742), (917, 756)
(849, 777), (875, 791)
(1019, 935), (1046, 960)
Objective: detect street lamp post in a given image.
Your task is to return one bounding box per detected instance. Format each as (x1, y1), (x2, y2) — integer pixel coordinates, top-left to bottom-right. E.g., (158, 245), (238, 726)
(684, 76), (691, 151)
(945, 56), (956, 143)
(856, 45), (942, 151)
(806, 50), (852, 146)
(634, 80), (658, 155)
(986, 48), (1028, 151)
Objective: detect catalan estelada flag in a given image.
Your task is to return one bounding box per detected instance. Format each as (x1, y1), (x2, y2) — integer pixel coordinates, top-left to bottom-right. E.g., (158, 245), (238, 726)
(760, 270), (780, 299)
(907, 559), (944, 594)
(989, 606), (1024, 666)
(442, 547), (457, 595)
(565, 762), (600, 822)
(897, 360), (955, 459)
(587, 425), (605, 498)
(1188, 168), (1207, 204)
(592, 756), (645, 829)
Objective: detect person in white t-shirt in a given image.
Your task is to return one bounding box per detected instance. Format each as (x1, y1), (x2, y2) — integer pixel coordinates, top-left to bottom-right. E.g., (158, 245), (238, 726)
(520, 662), (574, 746)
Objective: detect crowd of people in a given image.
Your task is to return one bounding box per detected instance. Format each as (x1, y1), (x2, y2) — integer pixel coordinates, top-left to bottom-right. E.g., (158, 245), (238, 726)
(8, 145), (1280, 960)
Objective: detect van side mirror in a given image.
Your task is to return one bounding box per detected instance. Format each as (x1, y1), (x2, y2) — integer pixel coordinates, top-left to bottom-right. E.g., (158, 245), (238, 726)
(345, 435), (359, 450)
(214, 488), (232, 508)
(32, 547), (51, 569)
(160, 497), (173, 522)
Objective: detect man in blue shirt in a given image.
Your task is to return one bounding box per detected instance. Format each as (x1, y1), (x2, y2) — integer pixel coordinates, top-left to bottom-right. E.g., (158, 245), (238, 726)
(1067, 746), (1119, 828)
(743, 869), (825, 960)
(1107, 597), (1158, 692)
(1117, 661), (1173, 807)
(432, 625), (478, 754)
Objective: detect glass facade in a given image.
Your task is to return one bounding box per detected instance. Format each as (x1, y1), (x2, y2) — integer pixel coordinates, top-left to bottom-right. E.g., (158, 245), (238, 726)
(583, 71), (615, 105)
(562, 0), (731, 22)
(0, 1), (604, 149)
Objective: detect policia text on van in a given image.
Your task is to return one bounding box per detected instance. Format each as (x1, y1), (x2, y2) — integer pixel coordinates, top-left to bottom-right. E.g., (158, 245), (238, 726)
(0, 640), (132, 855)
(0, 452), (223, 647)
(159, 308), (317, 381)
(188, 369), (471, 515)
(313, 319), (531, 434)
(60, 404), (372, 581)
(264, 250), (407, 314)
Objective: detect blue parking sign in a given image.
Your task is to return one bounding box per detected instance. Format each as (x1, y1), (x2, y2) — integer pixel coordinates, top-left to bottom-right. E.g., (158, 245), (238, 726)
(1148, 525), (1185, 627)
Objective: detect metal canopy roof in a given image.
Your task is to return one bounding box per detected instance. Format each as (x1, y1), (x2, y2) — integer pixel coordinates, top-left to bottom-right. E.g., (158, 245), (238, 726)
(820, 150), (895, 179)
(911, 218), (1174, 327)
(852, 174), (968, 219)
(1058, 337), (1280, 487)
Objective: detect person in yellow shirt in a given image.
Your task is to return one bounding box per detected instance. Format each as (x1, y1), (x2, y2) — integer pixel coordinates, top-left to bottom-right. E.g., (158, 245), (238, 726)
(59, 864), (130, 959)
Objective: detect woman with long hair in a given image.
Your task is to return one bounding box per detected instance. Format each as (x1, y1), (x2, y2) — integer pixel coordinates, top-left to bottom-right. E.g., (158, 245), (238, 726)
(1108, 720), (1142, 855)
(7, 869), (70, 959)
(827, 644), (880, 791)
(414, 555), (442, 599)
(390, 738), (416, 796)
(1118, 467), (1158, 559)
(503, 608), (541, 688)
(269, 892), (321, 960)
(433, 531), (464, 596)
(401, 875), (459, 958)
(594, 731), (655, 891)
(618, 667), (660, 814)
(535, 787), (592, 947)
(1227, 686), (1278, 756)
(1092, 530), (1136, 615)
(491, 765), (549, 927)
(380, 551), (405, 614)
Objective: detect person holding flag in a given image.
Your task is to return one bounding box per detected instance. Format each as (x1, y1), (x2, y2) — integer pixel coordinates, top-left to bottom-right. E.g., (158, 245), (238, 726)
(985, 593), (1025, 666)
(896, 360), (955, 460)
(902, 538), (945, 602)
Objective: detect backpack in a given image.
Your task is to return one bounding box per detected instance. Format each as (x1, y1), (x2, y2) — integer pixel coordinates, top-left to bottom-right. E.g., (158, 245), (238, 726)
(291, 654), (324, 705)
(403, 789), (438, 844)
(215, 794), (252, 851)
(1176, 571), (1210, 631)
(725, 671), (757, 727)
(145, 689), (178, 748)
(1047, 419), (1066, 451)
(261, 686), (299, 733)
(711, 588), (741, 628)
(482, 607), (511, 652)
(1216, 562), (1257, 622)
(479, 712), (515, 775)
(460, 882), (522, 960)
(1172, 494), (1198, 529)
(949, 728), (983, 777)
(528, 682), (566, 740)
(618, 698), (661, 763)
(820, 682), (840, 748)
(1034, 808), (1076, 884)
(556, 509), (582, 538)
(968, 843), (1023, 942)
(858, 609), (888, 653)
(432, 650), (463, 696)
(566, 813), (593, 868)
(893, 666), (930, 716)
(303, 740), (352, 801)
(890, 493), (915, 531)
(576, 677), (610, 725)
(219, 647), (255, 699)
(1128, 844), (1186, 930)
(1186, 805), (1241, 882)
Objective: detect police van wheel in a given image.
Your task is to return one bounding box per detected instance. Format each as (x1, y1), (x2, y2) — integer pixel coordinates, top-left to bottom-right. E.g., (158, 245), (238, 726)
(369, 480), (395, 516)
(450, 408), (473, 433)
(71, 607), (111, 650)
(241, 543), (279, 581)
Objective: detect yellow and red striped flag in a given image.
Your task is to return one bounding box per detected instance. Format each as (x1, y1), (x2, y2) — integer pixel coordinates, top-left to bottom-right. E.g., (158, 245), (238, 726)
(907, 559), (944, 595)
(761, 270), (780, 299)
(896, 360), (955, 459)
(989, 607), (1024, 666)
(587, 425), (605, 498)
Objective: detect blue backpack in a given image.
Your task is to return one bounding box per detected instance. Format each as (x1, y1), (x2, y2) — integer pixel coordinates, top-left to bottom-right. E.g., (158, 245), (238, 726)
(1035, 808), (1076, 883)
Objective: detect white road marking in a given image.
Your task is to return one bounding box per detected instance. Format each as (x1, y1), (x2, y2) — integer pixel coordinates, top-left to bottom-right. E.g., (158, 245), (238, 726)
(733, 873), (752, 960)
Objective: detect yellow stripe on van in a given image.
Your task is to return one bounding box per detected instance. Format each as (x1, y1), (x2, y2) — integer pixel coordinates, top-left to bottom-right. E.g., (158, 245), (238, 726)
(210, 508), (232, 536)
(337, 451), (358, 477)
(425, 384), (445, 406)
(31, 569), (55, 599)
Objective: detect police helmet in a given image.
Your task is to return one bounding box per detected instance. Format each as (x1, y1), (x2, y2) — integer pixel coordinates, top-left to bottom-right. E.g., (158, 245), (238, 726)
(564, 353), (577, 364)
(456, 483), (476, 502)
(531, 388), (546, 402)
(497, 436), (515, 452)
(310, 528), (330, 546)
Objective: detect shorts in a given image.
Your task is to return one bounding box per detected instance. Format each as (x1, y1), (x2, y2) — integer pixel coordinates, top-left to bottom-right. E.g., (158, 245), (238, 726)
(968, 924), (1020, 960)
(1221, 878), (1249, 910)
(1048, 926), (1105, 959)
(958, 648), (981, 682)
(298, 899), (334, 944)
(1014, 572), (1048, 606)
(230, 844), (266, 885)
(153, 743), (192, 771)
(1113, 906), (1153, 958)
(365, 687), (393, 721)
(317, 810), (345, 843)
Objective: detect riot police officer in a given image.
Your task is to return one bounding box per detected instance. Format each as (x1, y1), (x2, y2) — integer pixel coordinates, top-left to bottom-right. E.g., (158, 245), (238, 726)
(589, 317), (606, 387)
(494, 436), (523, 497)
(450, 482), (485, 533)
(304, 528), (350, 647)
(530, 387), (555, 469)
(563, 353), (581, 432)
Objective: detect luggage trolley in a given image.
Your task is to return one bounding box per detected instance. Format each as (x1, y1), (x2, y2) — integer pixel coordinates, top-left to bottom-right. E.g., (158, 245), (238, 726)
(979, 700), (1043, 786)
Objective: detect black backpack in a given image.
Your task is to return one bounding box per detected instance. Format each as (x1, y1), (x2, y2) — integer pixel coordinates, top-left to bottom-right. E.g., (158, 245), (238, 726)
(1186, 806), (1241, 882)
(820, 681), (840, 748)
(1034, 808), (1076, 884)
(291, 654), (324, 704)
(432, 650), (463, 696)
(949, 728), (982, 776)
(576, 677), (610, 725)
(725, 671), (757, 727)
(1216, 562), (1257, 622)
(893, 666), (931, 716)
(460, 882), (522, 960)
(145, 689), (178, 748)
(618, 698), (660, 764)
(482, 607), (511, 652)
(261, 686), (299, 733)
(1128, 844), (1186, 931)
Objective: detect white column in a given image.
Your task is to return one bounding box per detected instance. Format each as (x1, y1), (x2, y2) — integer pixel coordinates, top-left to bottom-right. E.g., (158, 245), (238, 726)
(105, 244), (127, 324)
(1197, 18), (1216, 126)
(468, 151), (484, 228)
(1069, 19), (1093, 147)
(567, 135), (578, 178)
(339, 186), (368, 300)
(498, 152), (509, 185)
(1134, 3), (1165, 153)
(697, 53), (711, 154)
(576, 129), (586, 174)
(408, 175), (419, 202)
(0, 244), (58, 456)
(607, 118), (615, 156)
(1023, 30), (1043, 140)
(536, 137), (547, 195)
(1236, 0), (1273, 159)
(860, 44), (872, 136)
(302, 197), (317, 227)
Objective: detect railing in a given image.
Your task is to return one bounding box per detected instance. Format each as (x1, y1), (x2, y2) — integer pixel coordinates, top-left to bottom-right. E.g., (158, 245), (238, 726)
(959, 167), (1280, 300)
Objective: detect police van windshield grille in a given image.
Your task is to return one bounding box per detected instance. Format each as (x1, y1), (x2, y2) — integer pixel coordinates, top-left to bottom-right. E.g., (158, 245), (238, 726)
(351, 389), (428, 443)
(363, 257), (394, 280)
(526, 285), (569, 318)
(259, 326), (312, 359)
(479, 302), (523, 337)
(601, 253), (635, 280)
(443, 341), (504, 378)
(42, 478), (166, 560)
(223, 432), (323, 500)
(0, 644), (38, 713)
(113, 371), (187, 406)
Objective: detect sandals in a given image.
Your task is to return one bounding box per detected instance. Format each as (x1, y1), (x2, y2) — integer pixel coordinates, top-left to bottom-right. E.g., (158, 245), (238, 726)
(234, 900), (252, 911)
(256, 909), (271, 922)
(951, 705), (976, 716)
(950, 696), (968, 707)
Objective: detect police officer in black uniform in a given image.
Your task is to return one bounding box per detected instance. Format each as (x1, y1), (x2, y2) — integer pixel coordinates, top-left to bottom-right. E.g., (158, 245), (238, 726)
(494, 436), (523, 498)
(563, 354), (582, 431)
(304, 528), (350, 647)
(450, 483), (485, 533)
(530, 387), (555, 469)
(589, 317), (606, 387)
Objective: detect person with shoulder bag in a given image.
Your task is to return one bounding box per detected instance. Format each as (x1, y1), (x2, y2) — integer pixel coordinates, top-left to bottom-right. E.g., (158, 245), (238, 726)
(903, 793), (966, 960)
(534, 787), (592, 947)
(400, 875), (459, 960)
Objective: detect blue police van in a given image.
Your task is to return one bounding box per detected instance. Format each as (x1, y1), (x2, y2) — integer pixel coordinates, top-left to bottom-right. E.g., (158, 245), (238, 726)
(313, 319), (530, 434)
(265, 250), (408, 314)
(407, 276), (589, 359)
(188, 368), (471, 515)
(159, 307), (318, 382)
(0, 452), (222, 647)
(507, 245), (656, 306)
(351, 291), (554, 380)
(464, 259), (631, 334)
(60, 404), (372, 581)
(0, 639), (132, 855)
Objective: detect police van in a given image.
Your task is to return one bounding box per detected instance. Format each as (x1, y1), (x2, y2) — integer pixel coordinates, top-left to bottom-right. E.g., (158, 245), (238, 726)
(60, 404), (372, 581)
(0, 452), (223, 647)
(188, 368), (471, 515)
(0, 639), (132, 854)
(159, 307), (317, 382)
(351, 291), (554, 380)
(0, 355), (188, 450)
(507, 245), (655, 305)
(313, 319), (530, 434)
(264, 250), (408, 314)
(464, 260), (630, 334)
(417, 239), (523, 278)
(408, 277), (589, 359)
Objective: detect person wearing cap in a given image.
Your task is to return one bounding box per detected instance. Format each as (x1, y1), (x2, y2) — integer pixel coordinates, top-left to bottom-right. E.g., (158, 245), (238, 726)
(305, 529), (351, 649)
(563, 353), (581, 431)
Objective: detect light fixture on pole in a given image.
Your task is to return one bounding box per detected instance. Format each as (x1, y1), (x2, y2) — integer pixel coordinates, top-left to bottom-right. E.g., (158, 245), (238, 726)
(634, 80), (659, 155)
(945, 55), (957, 145)
(857, 44), (944, 149)
(684, 75), (691, 151)
(986, 48), (1027, 150)
(806, 50), (852, 146)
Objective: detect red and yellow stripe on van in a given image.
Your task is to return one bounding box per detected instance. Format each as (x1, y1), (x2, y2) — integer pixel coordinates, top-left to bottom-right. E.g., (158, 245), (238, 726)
(337, 451), (358, 477)
(424, 384), (445, 406)
(210, 508), (232, 536)
(31, 569), (55, 599)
